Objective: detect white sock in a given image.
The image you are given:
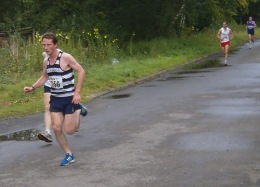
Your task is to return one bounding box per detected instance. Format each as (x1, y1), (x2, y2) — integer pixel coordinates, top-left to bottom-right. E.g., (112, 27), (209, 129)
(45, 129), (51, 134)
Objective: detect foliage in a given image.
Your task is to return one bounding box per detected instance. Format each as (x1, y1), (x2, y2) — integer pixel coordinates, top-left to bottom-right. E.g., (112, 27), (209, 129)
(0, 0), (255, 41)
(82, 28), (119, 64)
(0, 29), (119, 85)
(248, 0), (260, 20)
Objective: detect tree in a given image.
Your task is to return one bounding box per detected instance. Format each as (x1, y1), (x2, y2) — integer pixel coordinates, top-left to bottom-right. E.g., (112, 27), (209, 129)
(0, 0), (254, 41)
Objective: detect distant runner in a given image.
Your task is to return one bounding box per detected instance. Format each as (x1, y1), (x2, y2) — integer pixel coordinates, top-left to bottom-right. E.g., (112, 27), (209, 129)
(247, 16), (257, 49)
(217, 21), (233, 66)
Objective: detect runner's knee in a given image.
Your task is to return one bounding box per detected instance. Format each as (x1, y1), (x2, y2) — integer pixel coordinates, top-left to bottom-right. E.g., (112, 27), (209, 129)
(53, 124), (62, 134)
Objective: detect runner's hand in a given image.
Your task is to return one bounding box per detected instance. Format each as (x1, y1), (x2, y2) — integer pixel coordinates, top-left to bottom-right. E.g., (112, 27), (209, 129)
(23, 86), (34, 94)
(72, 92), (81, 104)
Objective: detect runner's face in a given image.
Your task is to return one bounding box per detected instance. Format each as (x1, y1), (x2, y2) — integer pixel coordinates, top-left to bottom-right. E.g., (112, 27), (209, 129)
(41, 38), (57, 56)
(222, 22), (227, 28)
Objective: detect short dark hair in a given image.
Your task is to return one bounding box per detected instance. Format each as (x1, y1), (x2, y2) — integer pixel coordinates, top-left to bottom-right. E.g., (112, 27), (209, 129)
(41, 32), (58, 44)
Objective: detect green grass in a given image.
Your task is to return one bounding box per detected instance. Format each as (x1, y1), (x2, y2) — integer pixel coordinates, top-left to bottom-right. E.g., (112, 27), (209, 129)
(0, 24), (251, 118)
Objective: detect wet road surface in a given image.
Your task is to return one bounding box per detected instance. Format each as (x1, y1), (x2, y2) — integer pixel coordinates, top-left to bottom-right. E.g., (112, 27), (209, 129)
(0, 42), (260, 187)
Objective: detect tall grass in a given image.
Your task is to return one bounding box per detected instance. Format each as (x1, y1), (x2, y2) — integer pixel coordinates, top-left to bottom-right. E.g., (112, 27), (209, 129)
(0, 24), (250, 118)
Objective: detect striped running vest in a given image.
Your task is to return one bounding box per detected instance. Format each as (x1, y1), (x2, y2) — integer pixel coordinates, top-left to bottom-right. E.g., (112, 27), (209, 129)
(46, 51), (75, 97)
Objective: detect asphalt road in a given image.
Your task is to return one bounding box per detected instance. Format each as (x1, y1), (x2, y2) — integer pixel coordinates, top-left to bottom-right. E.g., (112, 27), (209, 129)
(0, 42), (260, 187)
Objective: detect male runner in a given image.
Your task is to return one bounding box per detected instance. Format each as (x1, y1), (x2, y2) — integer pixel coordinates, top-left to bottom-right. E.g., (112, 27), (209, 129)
(24, 32), (87, 166)
(247, 16), (257, 49)
(217, 21), (233, 65)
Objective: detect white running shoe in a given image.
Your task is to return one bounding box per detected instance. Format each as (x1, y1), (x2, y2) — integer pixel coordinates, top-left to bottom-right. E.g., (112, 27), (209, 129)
(38, 131), (52, 143)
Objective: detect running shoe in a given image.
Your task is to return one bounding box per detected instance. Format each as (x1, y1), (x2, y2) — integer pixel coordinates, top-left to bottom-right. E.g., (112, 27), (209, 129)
(60, 153), (75, 166)
(38, 131), (52, 143)
(75, 104), (88, 132)
(79, 103), (88, 117)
